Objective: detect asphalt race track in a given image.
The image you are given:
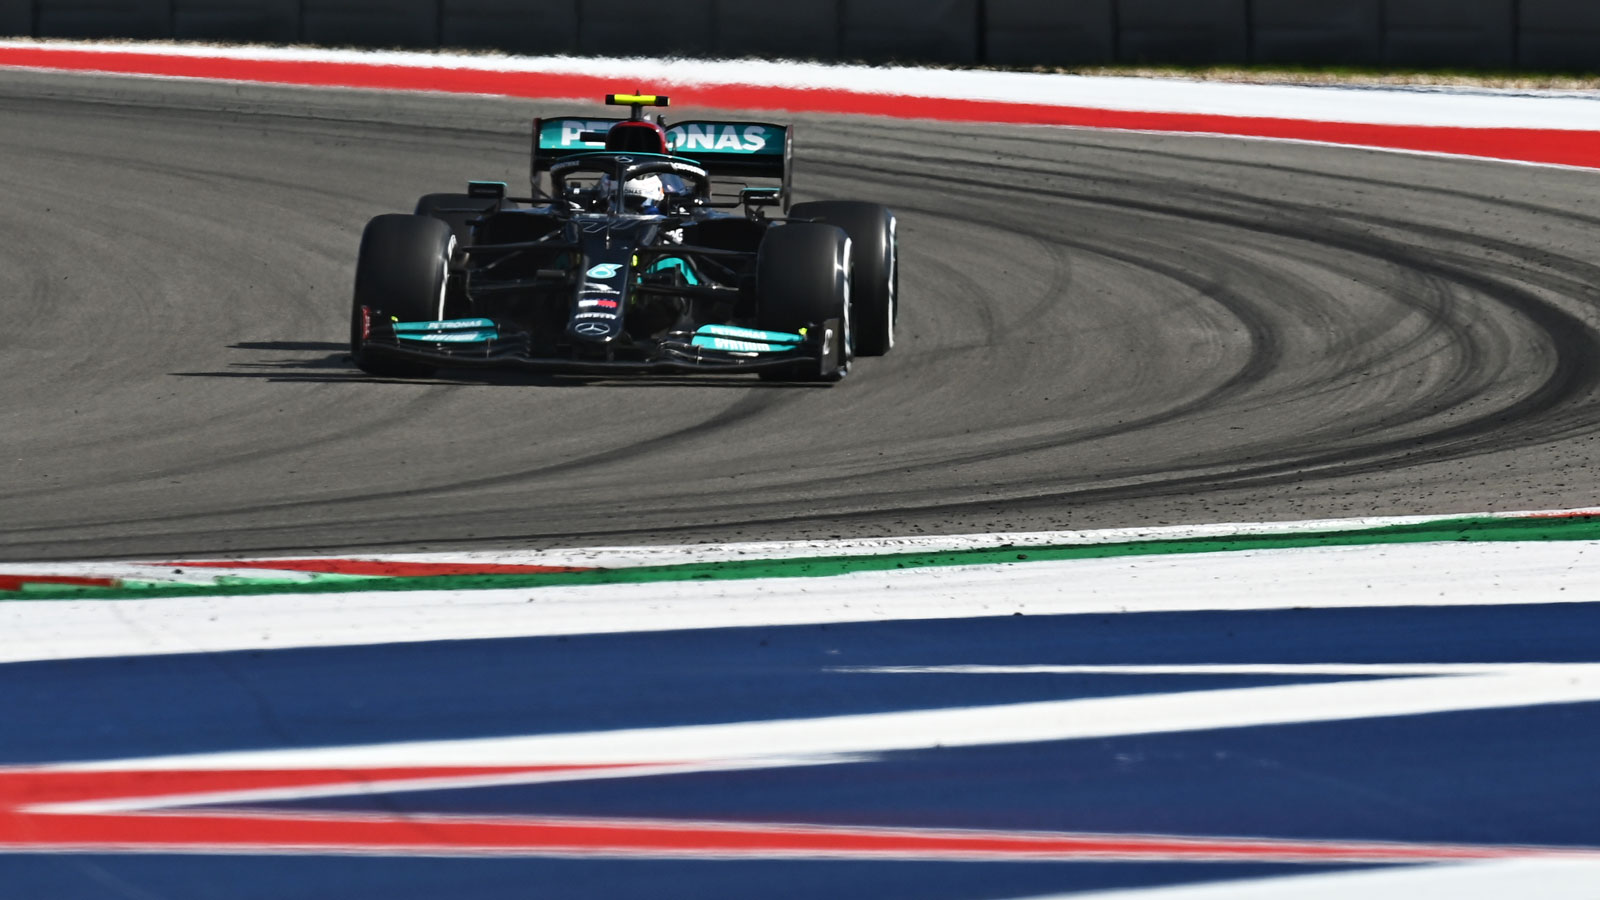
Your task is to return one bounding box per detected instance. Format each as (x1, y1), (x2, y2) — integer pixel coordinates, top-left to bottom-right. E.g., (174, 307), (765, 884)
(7, 68), (1600, 900)
(3, 71), (1600, 560)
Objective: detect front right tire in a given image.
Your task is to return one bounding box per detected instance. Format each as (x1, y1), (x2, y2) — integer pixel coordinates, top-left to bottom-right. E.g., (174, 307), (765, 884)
(756, 223), (853, 383)
(789, 201), (896, 357)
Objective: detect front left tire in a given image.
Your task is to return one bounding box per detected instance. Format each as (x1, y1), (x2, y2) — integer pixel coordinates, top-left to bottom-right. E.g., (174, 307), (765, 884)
(350, 214), (454, 378)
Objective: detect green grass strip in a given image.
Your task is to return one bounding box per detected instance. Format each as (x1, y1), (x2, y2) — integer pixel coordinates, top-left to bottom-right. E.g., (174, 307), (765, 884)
(6, 514), (1598, 603)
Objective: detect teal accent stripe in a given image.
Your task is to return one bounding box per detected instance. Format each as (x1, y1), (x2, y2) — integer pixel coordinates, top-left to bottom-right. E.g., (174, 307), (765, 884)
(393, 319), (495, 332)
(695, 325), (803, 344)
(398, 331), (497, 343)
(648, 258), (700, 286)
(691, 335), (791, 353)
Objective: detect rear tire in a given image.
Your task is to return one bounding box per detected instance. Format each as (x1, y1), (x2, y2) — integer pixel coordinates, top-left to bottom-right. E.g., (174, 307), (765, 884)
(350, 214), (454, 378)
(790, 201), (896, 357)
(756, 223), (852, 383)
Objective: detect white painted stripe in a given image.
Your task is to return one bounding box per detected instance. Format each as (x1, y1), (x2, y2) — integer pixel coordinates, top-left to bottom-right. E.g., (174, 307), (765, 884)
(836, 664), (1565, 676)
(1109, 126), (1600, 175)
(362, 505), (1596, 566)
(3, 541), (1597, 664)
(1013, 859), (1600, 900)
(2, 40), (1598, 131)
(30, 756), (867, 815)
(45, 664), (1600, 771)
(0, 565), (324, 584)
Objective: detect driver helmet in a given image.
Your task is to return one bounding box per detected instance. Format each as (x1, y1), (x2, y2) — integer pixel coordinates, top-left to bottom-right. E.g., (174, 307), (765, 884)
(622, 174), (666, 213)
(599, 174), (666, 214)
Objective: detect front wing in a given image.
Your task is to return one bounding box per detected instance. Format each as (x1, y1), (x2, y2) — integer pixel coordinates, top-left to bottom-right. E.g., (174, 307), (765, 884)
(357, 315), (833, 376)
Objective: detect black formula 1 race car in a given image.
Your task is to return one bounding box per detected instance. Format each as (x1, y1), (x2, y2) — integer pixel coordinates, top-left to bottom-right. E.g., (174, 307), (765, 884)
(349, 93), (897, 382)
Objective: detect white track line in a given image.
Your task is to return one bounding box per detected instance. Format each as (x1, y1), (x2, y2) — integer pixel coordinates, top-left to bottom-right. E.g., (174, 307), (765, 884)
(1015, 859), (1600, 900)
(4, 540), (1599, 664)
(5, 506), (1596, 580)
(29, 757), (860, 815)
(45, 663), (1600, 772)
(4, 40), (1599, 130)
(834, 663), (1576, 676)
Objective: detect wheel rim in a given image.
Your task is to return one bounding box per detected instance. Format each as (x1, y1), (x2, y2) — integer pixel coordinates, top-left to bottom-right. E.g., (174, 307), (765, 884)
(884, 215), (897, 351)
(435, 236), (457, 320)
(837, 238), (853, 378)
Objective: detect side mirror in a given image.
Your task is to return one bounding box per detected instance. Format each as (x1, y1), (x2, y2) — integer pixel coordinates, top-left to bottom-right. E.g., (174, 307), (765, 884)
(468, 181), (507, 201)
(740, 187), (783, 208)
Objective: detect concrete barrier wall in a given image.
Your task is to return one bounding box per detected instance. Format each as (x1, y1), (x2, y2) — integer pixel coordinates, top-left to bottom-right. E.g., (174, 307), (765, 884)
(717, 0), (839, 60)
(842, 0), (979, 64)
(1118, 0), (1248, 64)
(173, 0), (296, 43)
(984, 0), (1114, 67)
(1518, 0), (1600, 70)
(0, 0), (32, 36)
(5, 2), (1600, 72)
(34, 0), (169, 39)
(440, 0), (578, 57)
(578, 0), (714, 57)
(301, 0), (438, 49)
(1253, 0), (1382, 65)
(1385, 0), (1515, 68)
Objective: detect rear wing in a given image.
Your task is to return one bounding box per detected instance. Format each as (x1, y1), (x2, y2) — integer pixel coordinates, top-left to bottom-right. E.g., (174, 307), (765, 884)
(530, 117), (793, 202)
(665, 121), (791, 180)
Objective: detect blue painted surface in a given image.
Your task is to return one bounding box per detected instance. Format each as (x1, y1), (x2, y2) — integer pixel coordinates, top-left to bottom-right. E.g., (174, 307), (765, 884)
(8, 602), (1600, 766)
(285, 701), (1594, 845)
(0, 856), (1373, 900)
(2, 601), (1598, 897)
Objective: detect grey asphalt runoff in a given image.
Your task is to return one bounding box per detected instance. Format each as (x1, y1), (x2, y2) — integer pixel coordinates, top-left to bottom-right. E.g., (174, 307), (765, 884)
(3, 70), (1599, 561)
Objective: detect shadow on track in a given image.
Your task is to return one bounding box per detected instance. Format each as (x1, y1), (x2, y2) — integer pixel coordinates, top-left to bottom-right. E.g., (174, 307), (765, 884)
(170, 342), (828, 389)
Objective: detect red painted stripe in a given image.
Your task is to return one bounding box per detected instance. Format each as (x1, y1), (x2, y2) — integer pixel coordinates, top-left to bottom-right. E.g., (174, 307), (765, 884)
(2, 46), (1597, 170)
(1, 767), (1592, 860)
(162, 560), (593, 576)
(0, 575), (119, 591)
(0, 809), (1581, 861)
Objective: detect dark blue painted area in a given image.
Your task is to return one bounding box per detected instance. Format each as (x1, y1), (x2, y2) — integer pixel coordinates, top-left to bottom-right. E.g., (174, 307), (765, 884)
(3, 600), (1599, 898)
(266, 700), (1600, 847)
(3, 602), (1599, 765)
(0, 856), (1374, 900)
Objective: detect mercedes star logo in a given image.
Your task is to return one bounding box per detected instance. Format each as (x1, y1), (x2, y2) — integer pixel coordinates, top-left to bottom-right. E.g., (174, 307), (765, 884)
(574, 322), (610, 336)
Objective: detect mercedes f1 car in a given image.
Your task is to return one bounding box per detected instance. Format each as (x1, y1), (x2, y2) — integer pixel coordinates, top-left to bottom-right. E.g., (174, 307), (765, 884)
(349, 93), (898, 382)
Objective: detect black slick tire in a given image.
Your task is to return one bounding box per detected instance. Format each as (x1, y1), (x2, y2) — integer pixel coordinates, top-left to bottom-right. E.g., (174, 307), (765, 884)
(350, 214), (454, 378)
(414, 193), (500, 317)
(413, 193), (500, 255)
(789, 201), (896, 357)
(755, 222), (852, 383)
